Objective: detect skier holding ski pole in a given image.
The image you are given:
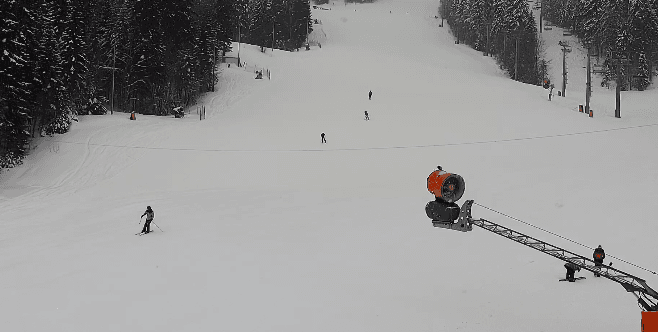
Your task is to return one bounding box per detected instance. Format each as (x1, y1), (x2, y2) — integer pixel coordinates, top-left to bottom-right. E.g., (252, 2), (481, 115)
(139, 206), (154, 234)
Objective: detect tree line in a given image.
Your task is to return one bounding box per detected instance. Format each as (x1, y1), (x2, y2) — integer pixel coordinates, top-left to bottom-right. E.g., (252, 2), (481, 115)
(440, 0), (542, 85)
(541, 0), (658, 90)
(0, 0), (312, 170)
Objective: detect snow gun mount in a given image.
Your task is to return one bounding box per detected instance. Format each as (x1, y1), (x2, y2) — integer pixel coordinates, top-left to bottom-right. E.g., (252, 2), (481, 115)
(425, 168), (658, 313)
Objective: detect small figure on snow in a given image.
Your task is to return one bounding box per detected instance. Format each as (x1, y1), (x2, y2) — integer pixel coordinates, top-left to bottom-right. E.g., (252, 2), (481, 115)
(321, 132), (326, 143)
(564, 262), (581, 282)
(140, 206), (154, 234)
(368, 90), (372, 100)
(548, 84), (554, 101)
(364, 110), (369, 120)
(593, 245), (605, 277)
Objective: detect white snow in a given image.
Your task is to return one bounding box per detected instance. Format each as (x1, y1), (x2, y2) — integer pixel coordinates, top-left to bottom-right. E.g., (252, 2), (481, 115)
(1, 0), (657, 331)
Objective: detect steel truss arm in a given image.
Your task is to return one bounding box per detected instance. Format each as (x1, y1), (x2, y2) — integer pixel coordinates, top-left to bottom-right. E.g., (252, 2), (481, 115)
(432, 200), (658, 311)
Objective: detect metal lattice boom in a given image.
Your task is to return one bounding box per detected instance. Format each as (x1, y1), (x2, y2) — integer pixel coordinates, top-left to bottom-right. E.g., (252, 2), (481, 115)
(432, 200), (658, 311)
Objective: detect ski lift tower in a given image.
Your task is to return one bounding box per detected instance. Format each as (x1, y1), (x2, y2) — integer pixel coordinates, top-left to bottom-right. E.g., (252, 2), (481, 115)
(558, 41), (571, 97)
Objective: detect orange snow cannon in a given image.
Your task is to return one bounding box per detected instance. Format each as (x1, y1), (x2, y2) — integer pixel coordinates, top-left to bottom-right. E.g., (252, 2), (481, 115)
(427, 166), (465, 203)
(643, 311), (658, 332)
(425, 166), (466, 222)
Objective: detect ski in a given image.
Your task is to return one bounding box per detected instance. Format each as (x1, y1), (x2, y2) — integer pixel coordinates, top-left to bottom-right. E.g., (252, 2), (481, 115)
(559, 276), (586, 282)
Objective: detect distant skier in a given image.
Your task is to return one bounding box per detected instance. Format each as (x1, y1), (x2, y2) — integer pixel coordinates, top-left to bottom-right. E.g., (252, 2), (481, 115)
(364, 110), (369, 120)
(593, 245), (605, 277)
(564, 262), (581, 282)
(548, 84), (554, 101)
(368, 90), (372, 100)
(321, 132), (326, 143)
(140, 206), (154, 234)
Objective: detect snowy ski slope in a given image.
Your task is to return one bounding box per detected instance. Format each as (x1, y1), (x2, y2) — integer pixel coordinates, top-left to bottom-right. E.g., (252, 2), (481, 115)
(1, 0), (657, 331)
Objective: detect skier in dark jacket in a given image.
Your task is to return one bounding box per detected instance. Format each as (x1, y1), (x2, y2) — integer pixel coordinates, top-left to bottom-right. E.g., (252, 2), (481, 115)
(321, 132), (326, 143)
(140, 206), (154, 234)
(564, 262), (581, 282)
(368, 90), (372, 100)
(593, 245), (605, 277)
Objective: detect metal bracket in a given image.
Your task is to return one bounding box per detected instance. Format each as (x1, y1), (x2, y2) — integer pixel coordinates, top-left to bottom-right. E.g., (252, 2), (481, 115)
(432, 200), (474, 232)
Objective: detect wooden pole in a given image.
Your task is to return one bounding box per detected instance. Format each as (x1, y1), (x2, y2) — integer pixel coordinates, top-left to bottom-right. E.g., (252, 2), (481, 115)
(111, 44), (115, 115)
(586, 47), (591, 114)
(515, 37), (519, 81)
(615, 60), (621, 118)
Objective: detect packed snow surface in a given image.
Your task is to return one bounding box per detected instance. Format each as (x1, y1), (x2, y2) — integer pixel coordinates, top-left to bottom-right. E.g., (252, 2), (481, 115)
(2, 0), (657, 331)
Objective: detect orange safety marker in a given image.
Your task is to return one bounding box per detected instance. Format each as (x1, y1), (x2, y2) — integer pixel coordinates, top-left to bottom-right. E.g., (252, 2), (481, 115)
(643, 312), (658, 332)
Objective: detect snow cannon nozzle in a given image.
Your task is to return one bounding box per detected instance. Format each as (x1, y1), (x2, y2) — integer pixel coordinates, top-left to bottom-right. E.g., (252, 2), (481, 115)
(427, 167), (465, 203)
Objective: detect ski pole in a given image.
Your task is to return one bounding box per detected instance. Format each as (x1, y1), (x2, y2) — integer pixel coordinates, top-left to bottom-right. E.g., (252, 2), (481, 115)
(151, 221), (164, 232)
(139, 216), (143, 224)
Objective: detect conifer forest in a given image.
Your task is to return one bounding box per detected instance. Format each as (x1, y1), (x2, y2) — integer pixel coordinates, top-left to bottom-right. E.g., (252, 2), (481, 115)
(0, 0), (312, 169)
(3, 0), (658, 171)
(440, 0), (658, 90)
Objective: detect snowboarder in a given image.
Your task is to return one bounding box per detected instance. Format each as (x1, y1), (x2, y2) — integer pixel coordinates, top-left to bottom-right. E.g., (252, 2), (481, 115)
(593, 245), (605, 277)
(564, 262), (581, 282)
(140, 206), (154, 234)
(368, 90), (372, 100)
(364, 110), (369, 120)
(321, 132), (326, 143)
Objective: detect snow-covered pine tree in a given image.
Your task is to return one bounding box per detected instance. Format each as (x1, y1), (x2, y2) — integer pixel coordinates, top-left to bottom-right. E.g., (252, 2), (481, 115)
(58, 0), (90, 112)
(636, 51), (650, 91)
(469, 0), (494, 53)
(629, 0), (658, 85)
(131, 0), (166, 114)
(28, 0), (67, 134)
(213, 0), (238, 55)
(291, 0), (313, 49)
(490, 0), (538, 83)
(249, 0), (275, 52)
(574, 0), (604, 50)
(0, 0), (32, 167)
(160, 0), (196, 113)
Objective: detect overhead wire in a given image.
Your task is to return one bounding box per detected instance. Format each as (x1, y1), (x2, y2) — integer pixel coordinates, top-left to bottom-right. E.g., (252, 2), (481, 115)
(45, 122), (658, 152)
(473, 202), (657, 276)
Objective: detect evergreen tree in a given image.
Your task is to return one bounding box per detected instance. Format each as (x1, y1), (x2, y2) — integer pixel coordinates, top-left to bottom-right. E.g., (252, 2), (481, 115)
(0, 0), (32, 164)
(636, 51), (650, 90)
(28, 0), (67, 135)
(59, 0), (90, 111)
(131, 0), (166, 114)
(291, 0), (312, 48)
(249, 0), (275, 51)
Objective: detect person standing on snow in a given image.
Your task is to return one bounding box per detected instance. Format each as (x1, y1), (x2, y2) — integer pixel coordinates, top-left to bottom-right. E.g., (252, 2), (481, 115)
(368, 90), (372, 100)
(321, 132), (326, 143)
(140, 206), (154, 234)
(364, 110), (369, 120)
(593, 245), (605, 277)
(564, 262), (581, 282)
